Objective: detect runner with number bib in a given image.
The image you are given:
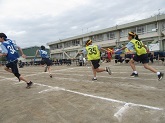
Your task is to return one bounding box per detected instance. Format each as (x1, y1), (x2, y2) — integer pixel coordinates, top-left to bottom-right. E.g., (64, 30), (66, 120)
(116, 32), (164, 81)
(0, 33), (33, 89)
(80, 40), (111, 81)
(35, 46), (52, 78)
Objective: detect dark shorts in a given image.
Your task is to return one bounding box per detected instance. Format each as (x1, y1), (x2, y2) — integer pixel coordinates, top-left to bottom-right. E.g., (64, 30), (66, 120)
(91, 59), (100, 69)
(125, 54), (134, 59)
(133, 54), (149, 64)
(6, 60), (20, 76)
(41, 58), (52, 66)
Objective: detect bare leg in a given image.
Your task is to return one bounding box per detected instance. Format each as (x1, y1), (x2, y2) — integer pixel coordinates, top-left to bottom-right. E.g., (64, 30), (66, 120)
(47, 66), (52, 75)
(143, 63), (157, 73)
(4, 67), (12, 73)
(95, 68), (106, 73)
(129, 59), (136, 71)
(19, 76), (29, 83)
(92, 66), (97, 78)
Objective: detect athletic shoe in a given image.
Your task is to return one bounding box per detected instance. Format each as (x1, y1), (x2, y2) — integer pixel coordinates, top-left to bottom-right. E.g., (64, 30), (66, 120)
(130, 73), (138, 77)
(158, 72), (164, 81)
(26, 81), (33, 89)
(50, 74), (52, 78)
(92, 78), (97, 81)
(44, 66), (48, 72)
(106, 67), (112, 75)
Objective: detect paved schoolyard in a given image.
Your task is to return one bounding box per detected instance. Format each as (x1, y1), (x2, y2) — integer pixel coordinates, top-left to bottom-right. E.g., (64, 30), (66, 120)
(0, 62), (165, 123)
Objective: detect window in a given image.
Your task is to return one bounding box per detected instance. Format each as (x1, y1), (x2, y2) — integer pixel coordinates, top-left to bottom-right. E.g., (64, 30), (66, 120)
(136, 25), (146, 34)
(120, 29), (128, 37)
(72, 40), (80, 46)
(147, 23), (157, 32)
(64, 41), (72, 48)
(107, 32), (116, 40)
(128, 27), (136, 33)
(96, 34), (103, 41)
(162, 21), (165, 30)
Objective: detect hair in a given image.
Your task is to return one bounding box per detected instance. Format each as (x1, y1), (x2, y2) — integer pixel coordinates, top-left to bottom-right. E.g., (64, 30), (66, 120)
(128, 32), (140, 41)
(41, 45), (45, 50)
(0, 33), (7, 41)
(86, 40), (92, 46)
(134, 34), (140, 41)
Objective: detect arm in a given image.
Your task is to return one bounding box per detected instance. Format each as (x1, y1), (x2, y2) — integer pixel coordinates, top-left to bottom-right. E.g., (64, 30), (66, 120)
(35, 50), (39, 57)
(0, 45), (8, 57)
(100, 48), (107, 52)
(17, 46), (26, 58)
(114, 46), (127, 53)
(0, 53), (7, 57)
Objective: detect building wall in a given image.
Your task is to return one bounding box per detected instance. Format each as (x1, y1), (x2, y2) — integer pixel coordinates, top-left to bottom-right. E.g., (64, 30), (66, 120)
(48, 14), (165, 59)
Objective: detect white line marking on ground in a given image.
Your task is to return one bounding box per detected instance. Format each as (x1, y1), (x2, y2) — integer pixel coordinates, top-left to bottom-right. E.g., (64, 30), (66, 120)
(36, 83), (163, 111)
(54, 73), (158, 81)
(41, 76), (161, 91)
(1, 67), (164, 113)
(0, 67), (77, 82)
(114, 103), (130, 122)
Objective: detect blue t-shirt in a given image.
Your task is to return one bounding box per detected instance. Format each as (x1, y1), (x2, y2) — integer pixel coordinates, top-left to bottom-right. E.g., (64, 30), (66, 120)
(1, 39), (19, 62)
(126, 42), (135, 51)
(39, 50), (49, 58)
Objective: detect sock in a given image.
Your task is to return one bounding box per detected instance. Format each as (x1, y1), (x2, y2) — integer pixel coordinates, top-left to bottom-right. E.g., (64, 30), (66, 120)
(157, 72), (160, 75)
(94, 77), (97, 79)
(134, 71), (138, 74)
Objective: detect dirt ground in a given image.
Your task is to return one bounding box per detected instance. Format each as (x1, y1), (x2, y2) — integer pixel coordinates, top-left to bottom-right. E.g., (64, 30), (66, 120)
(0, 62), (165, 123)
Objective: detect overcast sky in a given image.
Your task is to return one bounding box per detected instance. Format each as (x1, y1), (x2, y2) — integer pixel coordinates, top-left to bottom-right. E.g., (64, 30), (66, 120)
(0, 0), (165, 48)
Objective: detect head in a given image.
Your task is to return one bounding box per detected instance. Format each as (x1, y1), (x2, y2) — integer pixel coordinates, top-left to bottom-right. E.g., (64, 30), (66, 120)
(0, 33), (7, 42)
(128, 32), (135, 41)
(86, 40), (92, 46)
(41, 45), (45, 50)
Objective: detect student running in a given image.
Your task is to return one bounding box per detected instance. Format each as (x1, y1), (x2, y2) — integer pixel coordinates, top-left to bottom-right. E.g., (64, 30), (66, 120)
(80, 39), (111, 81)
(35, 46), (52, 78)
(0, 33), (33, 88)
(116, 32), (164, 80)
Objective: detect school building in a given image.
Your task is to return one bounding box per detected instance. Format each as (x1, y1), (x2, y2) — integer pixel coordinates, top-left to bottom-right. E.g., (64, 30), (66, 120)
(47, 14), (165, 59)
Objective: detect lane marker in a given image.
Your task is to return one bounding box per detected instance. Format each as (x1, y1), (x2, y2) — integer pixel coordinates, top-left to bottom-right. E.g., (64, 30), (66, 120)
(0, 67), (77, 82)
(40, 76), (160, 91)
(1, 67), (164, 112)
(36, 83), (163, 111)
(114, 103), (130, 122)
(54, 73), (158, 81)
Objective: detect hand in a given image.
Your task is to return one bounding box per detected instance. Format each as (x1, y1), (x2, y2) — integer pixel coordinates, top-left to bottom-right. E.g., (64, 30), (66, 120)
(22, 54), (27, 58)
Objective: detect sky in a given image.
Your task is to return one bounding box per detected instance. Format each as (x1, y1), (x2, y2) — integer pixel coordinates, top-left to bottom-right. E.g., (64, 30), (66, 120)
(0, 0), (165, 48)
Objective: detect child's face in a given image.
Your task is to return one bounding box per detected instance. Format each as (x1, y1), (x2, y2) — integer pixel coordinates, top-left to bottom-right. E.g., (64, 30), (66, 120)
(0, 37), (4, 42)
(128, 35), (133, 41)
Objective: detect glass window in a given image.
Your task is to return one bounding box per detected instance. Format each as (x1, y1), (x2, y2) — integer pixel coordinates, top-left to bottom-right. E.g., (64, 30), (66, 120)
(120, 29), (128, 37)
(72, 40), (80, 46)
(128, 27), (136, 33)
(136, 25), (146, 34)
(162, 21), (165, 30)
(107, 32), (116, 40)
(96, 34), (103, 41)
(147, 23), (157, 32)
(64, 41), (72, 48)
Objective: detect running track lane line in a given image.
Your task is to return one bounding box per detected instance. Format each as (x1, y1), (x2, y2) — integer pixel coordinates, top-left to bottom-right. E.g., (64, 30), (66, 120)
(36, 83), (163, 111)
(1, 67), (163, 111)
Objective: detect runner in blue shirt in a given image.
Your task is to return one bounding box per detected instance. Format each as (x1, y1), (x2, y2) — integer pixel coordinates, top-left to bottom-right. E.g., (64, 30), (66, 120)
(0, 33), (33, 89)
(35, 46), (52, 78)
